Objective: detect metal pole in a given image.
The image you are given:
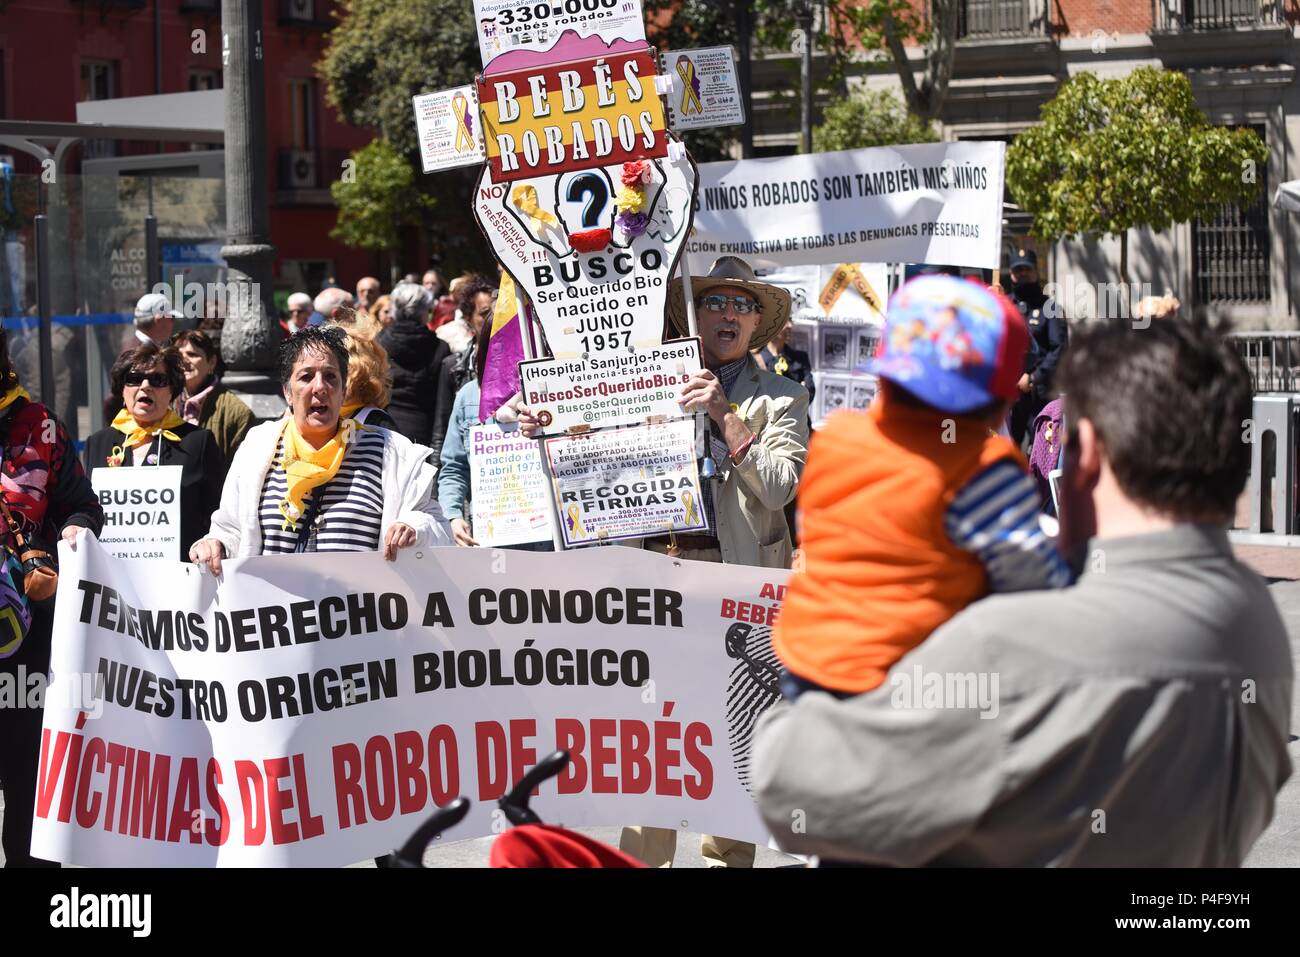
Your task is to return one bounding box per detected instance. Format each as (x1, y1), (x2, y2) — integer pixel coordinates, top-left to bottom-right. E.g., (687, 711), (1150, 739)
(677, 250), (715, 482)
(515, 287), (566, 552)
(145, 213), (159, 301)
(34, 215), (54, 407)
(735, 0), (754, 159)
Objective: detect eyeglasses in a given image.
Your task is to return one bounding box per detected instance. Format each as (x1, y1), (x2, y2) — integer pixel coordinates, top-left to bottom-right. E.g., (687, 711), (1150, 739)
(699, 294), (759, 315)
(124, 372), (169, 389)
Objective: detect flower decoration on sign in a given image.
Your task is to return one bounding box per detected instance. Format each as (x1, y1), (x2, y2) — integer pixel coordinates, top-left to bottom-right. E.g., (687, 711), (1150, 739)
(616, 160), (653, 239)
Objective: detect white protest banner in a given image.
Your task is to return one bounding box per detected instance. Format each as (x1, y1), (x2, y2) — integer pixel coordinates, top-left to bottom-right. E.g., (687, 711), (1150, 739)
(468, 424), (553, 546)
(661, 46), (744, 132)
(519, 336), (701, 435)
(474, 0), (647, 73)
(476, 48), (669, 184)
(91, 466), (183, 561)
(412, 85), (486, 173)
(473, 150), (697, 361)
(690, 141), (1006, 271)
(544, 419), (705, 546)
(32, 535), (785, 867)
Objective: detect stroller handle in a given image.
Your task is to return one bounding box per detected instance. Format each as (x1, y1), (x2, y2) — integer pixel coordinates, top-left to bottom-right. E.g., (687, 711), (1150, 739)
(499, 749), (570, 826)
(388, 796), (472, 867)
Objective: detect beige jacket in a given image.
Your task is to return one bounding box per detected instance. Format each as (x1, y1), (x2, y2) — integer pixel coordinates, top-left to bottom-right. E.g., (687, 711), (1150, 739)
(665, 357), (809, 568)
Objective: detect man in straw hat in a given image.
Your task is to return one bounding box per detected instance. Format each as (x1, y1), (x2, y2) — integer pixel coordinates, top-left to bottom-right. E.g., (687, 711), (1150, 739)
(629, 254), (810, 866)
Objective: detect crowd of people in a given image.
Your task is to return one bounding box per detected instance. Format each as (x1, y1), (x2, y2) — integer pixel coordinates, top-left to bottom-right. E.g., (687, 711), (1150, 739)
(0, 251), (1292, 870)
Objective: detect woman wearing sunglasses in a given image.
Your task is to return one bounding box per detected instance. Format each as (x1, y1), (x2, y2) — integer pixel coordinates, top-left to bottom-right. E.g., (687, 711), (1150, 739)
(83, 342), (226, 559)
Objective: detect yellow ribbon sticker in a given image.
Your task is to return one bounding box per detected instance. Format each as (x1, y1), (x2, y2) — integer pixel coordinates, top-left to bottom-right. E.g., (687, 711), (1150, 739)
(452, 91), (475, 154)
(774, 355), (789, 376)
(682, 489), (698, 526)
(566, 504), (586, 540)
(511, 184), (559, 233)
(676, 56), (703, 115)
(819, 263), (884, 316)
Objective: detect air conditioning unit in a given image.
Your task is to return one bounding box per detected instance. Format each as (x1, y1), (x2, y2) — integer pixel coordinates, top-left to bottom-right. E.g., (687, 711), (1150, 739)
(284, 0), (315, 23)
(286, 150), (317, 189)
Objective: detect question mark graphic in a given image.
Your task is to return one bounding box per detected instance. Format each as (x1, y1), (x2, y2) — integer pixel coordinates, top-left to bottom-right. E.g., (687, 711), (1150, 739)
(566, 173), (609, 228)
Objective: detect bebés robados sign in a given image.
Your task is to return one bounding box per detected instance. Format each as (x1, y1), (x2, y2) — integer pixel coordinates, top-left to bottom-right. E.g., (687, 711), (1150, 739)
(472, 143), (697, 366)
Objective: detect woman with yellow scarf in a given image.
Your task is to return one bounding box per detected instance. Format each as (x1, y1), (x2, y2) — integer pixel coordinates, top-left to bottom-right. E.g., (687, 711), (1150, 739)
(83, 343), (225, 559)
(190, 326), (451, 574)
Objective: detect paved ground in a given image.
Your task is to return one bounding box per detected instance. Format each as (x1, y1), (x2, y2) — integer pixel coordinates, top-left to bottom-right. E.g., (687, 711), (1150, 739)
(4, 539), (1299, 868)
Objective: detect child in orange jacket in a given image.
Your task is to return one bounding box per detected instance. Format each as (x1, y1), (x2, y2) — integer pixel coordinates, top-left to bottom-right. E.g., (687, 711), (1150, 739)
(774, 275), (1071, 698)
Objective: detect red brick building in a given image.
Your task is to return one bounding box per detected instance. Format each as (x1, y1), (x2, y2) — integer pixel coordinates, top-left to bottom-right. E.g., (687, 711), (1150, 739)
(0, 0), (379, 303)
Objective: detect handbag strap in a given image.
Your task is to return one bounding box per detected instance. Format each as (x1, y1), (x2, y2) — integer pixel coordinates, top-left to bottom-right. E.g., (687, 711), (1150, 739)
(0, 493), (28, 549)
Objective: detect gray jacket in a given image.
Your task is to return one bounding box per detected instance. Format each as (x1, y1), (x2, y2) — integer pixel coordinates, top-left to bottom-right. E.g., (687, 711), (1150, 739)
(754, 525), (1294, 866)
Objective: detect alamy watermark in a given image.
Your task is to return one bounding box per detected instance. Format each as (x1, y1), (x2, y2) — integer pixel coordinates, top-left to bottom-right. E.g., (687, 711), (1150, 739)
(889, 664), (1001, 719)
(149, 274), (261, 319)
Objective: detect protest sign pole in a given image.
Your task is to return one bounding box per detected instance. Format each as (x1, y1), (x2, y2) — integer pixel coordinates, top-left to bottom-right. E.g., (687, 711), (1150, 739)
(517, 287), (566, 552)
(677, 250), (715, 479)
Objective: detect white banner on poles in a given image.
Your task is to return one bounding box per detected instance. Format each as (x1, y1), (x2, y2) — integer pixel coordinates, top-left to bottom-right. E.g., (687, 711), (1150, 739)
(690, 141), (1007, 271)
(31, 535), (786, 867)
(91, 466), (183, 561)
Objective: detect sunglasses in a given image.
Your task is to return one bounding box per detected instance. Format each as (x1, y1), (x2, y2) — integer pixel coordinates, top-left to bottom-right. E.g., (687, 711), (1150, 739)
(124, 372), (170, 389)
(699, 294), (759, 315)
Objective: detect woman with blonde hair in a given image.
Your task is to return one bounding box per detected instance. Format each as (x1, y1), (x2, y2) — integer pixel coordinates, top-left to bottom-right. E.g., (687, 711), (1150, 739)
(372, 294), (395, 330)
(341, 330), (399, 431)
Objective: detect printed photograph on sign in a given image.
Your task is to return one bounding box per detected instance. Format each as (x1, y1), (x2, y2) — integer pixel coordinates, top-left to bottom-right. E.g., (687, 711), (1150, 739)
(818, 374), (850, 420)
(820, 327), (850, 370)
(412, 85), (486, 174)
(543, 419), (706, 546)
(855, 327), (880, 369)
(849, 376), (878, 411)
(476, 48), (668, 184)
(473, 147), (698, 361)
(474, 0), (649, 73)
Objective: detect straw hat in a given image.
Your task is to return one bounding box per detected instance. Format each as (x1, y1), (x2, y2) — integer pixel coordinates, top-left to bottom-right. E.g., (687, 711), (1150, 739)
(667, 256), (792, 352)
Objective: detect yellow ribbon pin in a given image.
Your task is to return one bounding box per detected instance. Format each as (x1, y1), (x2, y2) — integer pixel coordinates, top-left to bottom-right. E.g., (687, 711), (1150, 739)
(566, 504), (586, 540)
(682, 489), (698, 525)
(511, 184), (559, 233)
(819, 263), (884, 315)
(676, 56), (703, 115)
(452, 91), (474, 153)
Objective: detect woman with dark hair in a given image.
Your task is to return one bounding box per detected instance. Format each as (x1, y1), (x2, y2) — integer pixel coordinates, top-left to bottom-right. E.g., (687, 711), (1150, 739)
(84, 342), (225, 559)
(172, 329), (255, 465)
(430, 275), (496, 461)
(0, 329), (104, 867)
(189, 326), (452, 570)
(376, 282), (449, 445)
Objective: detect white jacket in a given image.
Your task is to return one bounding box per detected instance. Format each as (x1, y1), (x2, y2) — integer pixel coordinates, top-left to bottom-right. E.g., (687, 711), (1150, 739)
(205, 418), (453, 557)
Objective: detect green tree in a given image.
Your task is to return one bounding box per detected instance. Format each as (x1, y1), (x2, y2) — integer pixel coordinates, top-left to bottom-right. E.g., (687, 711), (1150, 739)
(1007, 68), (1268, 282)
(812, 88), (938, 153)
(836, 0), (960, 123)
(330, 139), (436, 279)
(319, 0), (490, 274)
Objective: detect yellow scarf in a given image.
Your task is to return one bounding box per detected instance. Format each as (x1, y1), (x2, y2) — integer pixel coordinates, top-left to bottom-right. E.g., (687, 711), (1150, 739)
(109, 408), (184, 465)
(341, 401), (362, 419)
(278, 417), (356, 530)
(0, 384), (31, 414)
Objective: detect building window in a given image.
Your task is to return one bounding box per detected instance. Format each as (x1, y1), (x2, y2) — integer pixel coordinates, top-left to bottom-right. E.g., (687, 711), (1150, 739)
(958, 0), (1047, 41)
(80, 60), (119, 159)
(1192, 127), (1271, 305)
(80, 60), (117, 102)
(189, 69), (222, 91)
(288, 78), (317, 151)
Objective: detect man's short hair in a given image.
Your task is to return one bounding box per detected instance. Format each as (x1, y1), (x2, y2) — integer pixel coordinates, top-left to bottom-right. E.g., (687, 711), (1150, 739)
(313, 287), (351, 316)
(1056, 317), (1252, 522)
(287, 292), (313, 311)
